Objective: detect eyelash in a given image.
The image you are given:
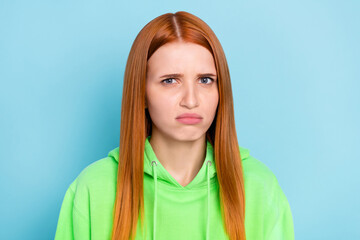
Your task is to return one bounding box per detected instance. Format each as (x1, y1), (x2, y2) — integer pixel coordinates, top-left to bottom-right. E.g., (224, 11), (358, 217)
(161, 77), (215, 85)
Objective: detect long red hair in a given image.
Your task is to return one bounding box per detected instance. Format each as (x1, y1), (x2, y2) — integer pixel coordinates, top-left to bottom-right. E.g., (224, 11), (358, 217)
(111, 11), (246, 240)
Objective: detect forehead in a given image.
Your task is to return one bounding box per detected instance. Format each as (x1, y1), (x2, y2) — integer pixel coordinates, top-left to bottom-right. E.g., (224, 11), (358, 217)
(146, 41), (216, 77)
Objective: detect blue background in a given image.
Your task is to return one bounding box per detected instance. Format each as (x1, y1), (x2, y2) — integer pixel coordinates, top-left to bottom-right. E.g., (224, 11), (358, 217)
(1, 0), (359, 239)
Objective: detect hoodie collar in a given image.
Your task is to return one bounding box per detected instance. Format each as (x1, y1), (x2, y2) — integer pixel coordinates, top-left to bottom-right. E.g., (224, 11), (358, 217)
(143, 135), (216, 189)
(107, 136), (250, 189)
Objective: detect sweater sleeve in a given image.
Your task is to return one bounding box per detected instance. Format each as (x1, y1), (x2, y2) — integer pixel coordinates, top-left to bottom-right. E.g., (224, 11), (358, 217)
(54, 182), (76, 239)
(264, 177), (295, 240)
(54, 179), (91, 240)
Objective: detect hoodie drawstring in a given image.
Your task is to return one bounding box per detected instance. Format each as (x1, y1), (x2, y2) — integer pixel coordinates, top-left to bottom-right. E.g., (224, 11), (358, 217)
(151, 160), (212, 240)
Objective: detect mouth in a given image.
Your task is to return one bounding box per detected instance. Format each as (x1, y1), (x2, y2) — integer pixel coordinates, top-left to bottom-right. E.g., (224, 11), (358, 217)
(176, 117), (203, 125)
(176, 113), (203, 119)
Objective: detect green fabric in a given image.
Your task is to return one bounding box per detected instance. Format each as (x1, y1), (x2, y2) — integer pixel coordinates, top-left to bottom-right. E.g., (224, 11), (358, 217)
(55, 136), (294, 239)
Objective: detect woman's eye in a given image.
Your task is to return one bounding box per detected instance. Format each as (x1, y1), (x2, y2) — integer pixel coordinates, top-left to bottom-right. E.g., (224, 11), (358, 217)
(161, 78), (176, 84)
(200, 77), (215, 84)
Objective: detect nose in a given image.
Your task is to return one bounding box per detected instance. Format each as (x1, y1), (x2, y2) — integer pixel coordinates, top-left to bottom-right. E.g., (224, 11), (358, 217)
(179, 81), (199, 109)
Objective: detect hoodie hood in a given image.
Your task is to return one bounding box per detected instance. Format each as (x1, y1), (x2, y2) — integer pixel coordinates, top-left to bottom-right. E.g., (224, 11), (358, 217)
(107, 135), (251, 171)
(107, 136), (250, 240)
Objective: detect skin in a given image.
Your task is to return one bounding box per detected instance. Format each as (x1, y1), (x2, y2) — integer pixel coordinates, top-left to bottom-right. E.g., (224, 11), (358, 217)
(145, 41), (219, 187)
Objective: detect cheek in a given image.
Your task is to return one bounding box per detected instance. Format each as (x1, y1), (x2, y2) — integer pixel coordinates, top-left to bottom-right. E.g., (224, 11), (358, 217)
(208, 101), (218, 118)
(147, 90), (176, 119)
(205, 91), (219, 113)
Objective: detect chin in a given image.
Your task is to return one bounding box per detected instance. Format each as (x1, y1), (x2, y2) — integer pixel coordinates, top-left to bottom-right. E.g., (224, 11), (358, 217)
(172, 131), (206, 142)
(153, 122), (207, 141)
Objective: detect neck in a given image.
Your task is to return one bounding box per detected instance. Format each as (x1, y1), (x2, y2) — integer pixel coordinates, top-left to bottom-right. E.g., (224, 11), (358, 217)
(149, 131), (207, 187)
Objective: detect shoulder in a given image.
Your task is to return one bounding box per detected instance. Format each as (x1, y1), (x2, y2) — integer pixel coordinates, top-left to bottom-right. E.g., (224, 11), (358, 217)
(239, 145), (277, 182)
(67, 153), (118, 199)
(238, 146), (294, 239)
(239, 146), (281, 204)
(78, 156), (118, 183)
(62, 153), (118, 215)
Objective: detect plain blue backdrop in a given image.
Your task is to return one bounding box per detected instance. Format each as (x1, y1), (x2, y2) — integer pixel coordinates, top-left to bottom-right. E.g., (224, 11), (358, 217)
(1, 0), (359, 239)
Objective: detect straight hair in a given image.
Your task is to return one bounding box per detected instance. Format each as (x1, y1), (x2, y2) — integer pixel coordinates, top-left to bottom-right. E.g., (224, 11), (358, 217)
(111, 11), (246, 240)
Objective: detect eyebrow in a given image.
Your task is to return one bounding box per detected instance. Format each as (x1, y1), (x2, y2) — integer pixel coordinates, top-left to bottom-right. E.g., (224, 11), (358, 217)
(159, 73), (217, 78)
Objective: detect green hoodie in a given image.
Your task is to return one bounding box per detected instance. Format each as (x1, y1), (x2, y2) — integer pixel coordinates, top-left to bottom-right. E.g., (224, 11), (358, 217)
(55, 136), (294, 239)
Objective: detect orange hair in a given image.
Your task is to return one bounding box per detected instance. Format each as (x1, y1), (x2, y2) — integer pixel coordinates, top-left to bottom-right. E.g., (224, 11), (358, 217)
(111, 11), (246, 240)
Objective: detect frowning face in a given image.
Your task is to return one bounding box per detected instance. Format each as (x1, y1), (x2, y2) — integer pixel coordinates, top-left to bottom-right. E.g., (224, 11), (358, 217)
(145, 41), (219, 142)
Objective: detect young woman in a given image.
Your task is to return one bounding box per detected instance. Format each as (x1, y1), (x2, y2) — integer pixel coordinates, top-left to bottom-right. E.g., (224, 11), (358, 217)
(55, 11), (294, 240)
